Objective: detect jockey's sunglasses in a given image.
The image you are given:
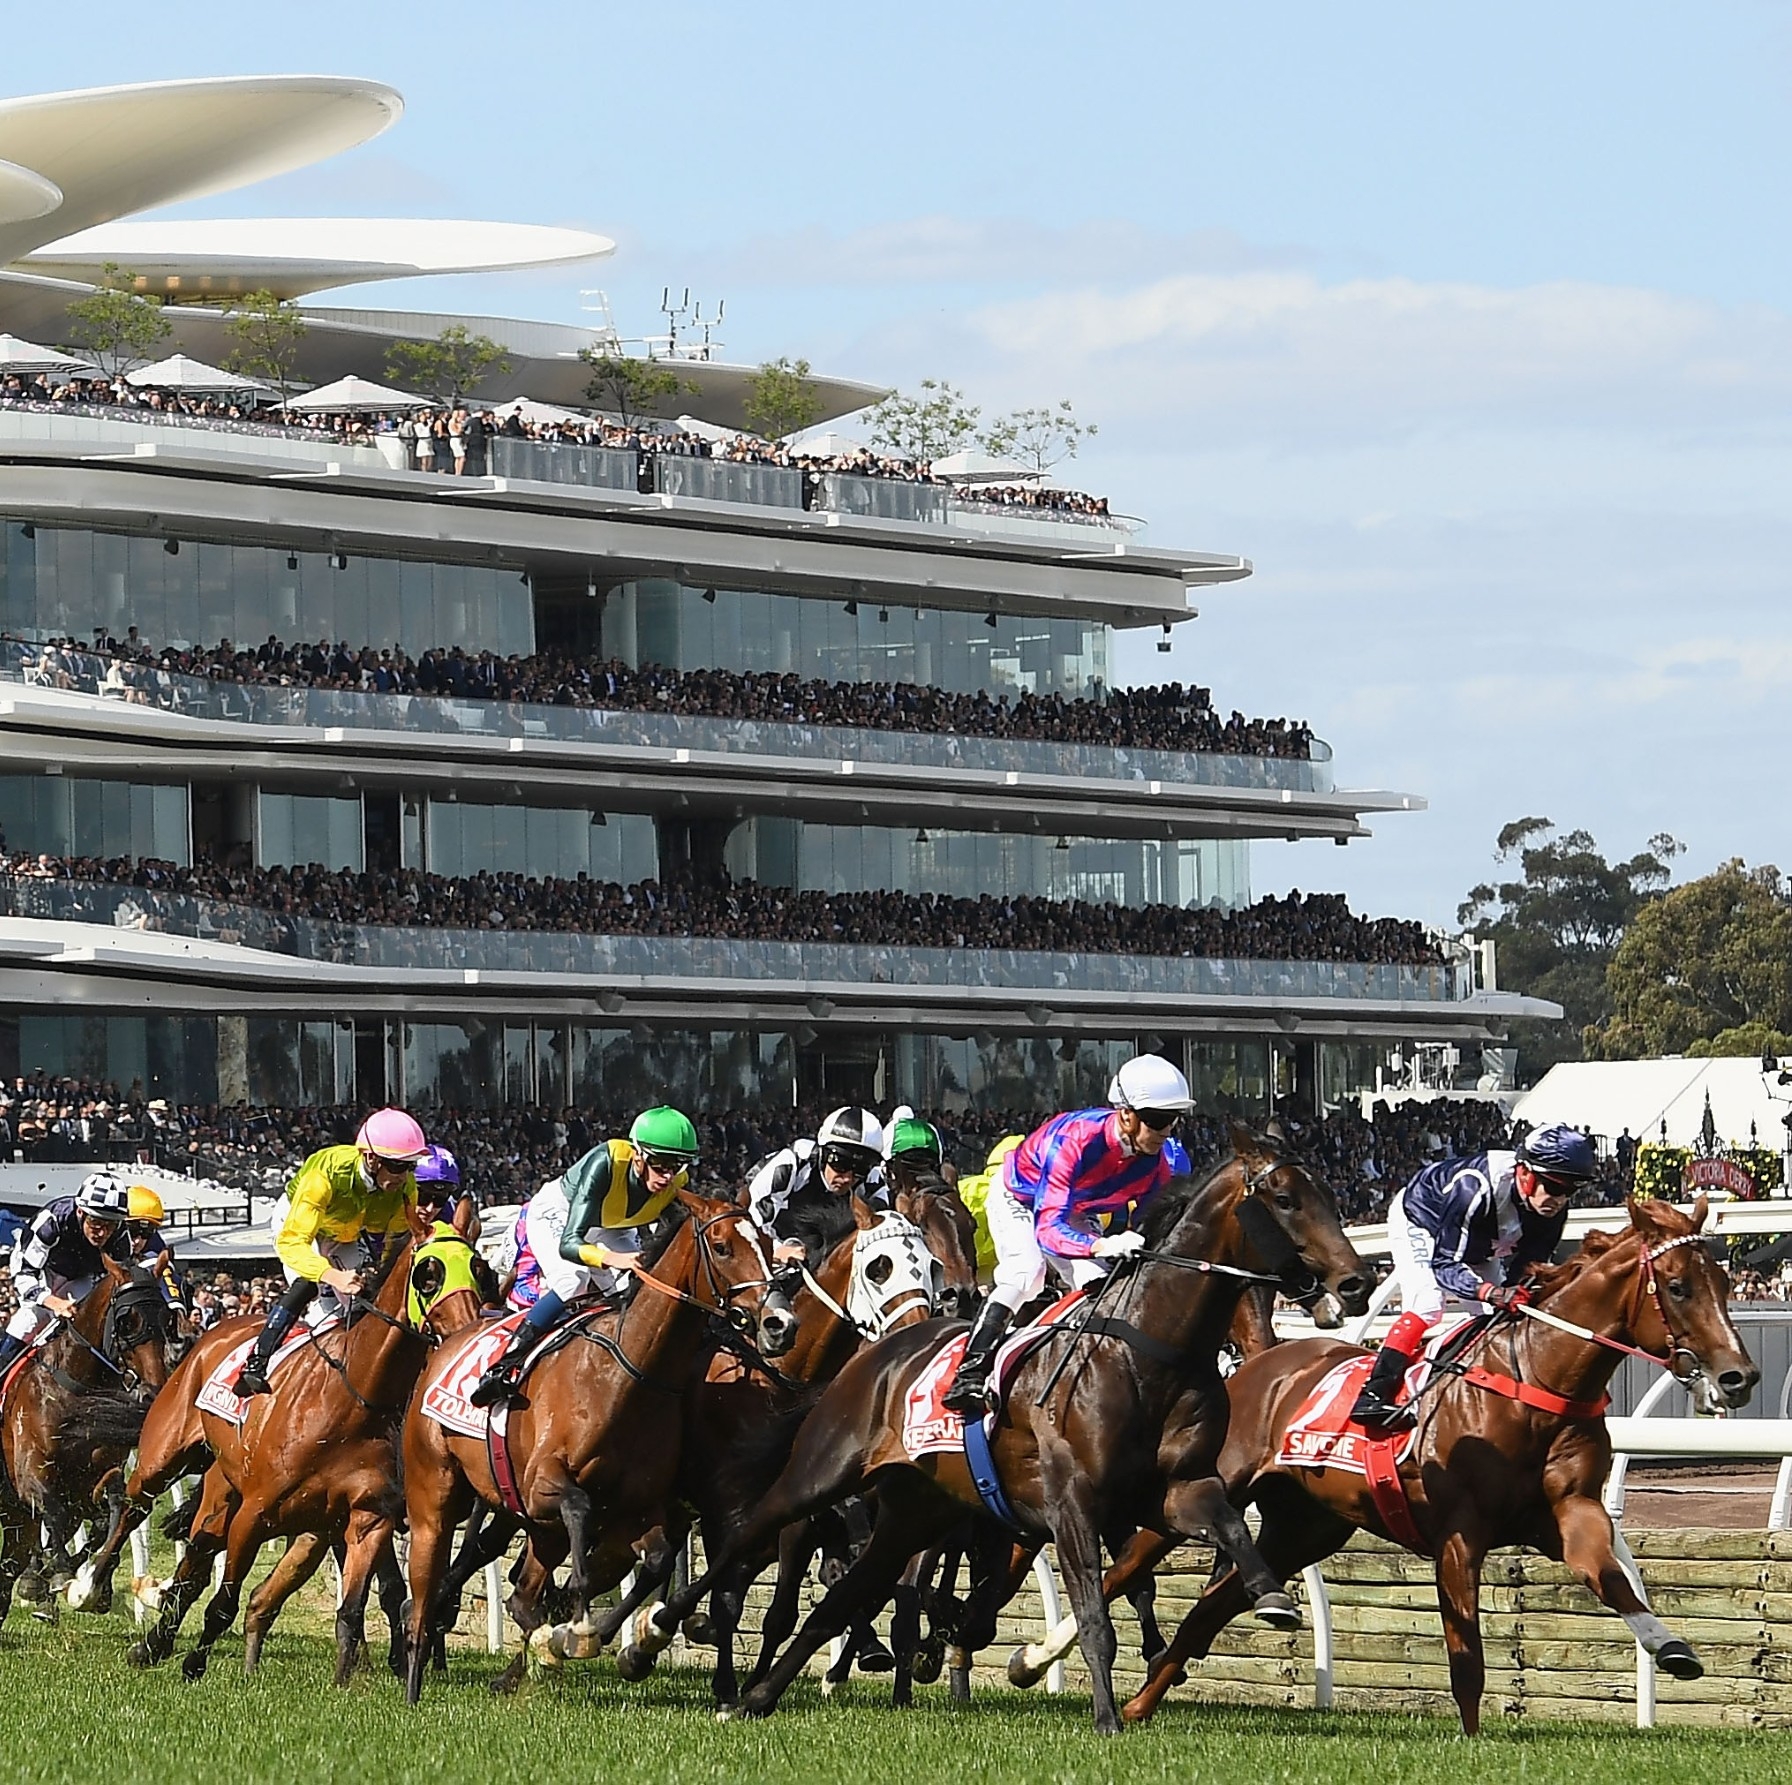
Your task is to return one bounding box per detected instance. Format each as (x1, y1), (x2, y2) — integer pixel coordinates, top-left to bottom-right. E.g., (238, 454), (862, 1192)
(1131, 1108), (1183, 1133)
(639, 1149), (691, 1175)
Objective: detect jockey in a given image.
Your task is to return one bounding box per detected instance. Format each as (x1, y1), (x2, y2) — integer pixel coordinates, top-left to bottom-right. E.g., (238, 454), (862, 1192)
(0, 1172), (134, 1374)
(236, 1107), (429, 1396)
(941, 1056), (1194, 1416)
(470, 1105), (698, 1407)
(125, 1184), (183, 1312)
(746, 1106), (886, 1265)
(1350, 1123), (1598, 1431)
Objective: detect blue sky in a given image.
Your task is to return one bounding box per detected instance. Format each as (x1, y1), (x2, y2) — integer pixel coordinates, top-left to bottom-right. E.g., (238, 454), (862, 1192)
(10, 4), (1791, 925)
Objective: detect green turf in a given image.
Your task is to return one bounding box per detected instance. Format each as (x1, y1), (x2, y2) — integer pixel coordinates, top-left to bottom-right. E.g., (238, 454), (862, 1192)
(1, 1618), (1785, 1785)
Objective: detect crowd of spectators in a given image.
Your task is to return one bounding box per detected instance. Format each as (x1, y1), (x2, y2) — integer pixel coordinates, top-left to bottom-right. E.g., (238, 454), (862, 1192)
(15, 629), (1316, 762)
(0, 851), (1441, 966)
(1, 372), (1118, 518)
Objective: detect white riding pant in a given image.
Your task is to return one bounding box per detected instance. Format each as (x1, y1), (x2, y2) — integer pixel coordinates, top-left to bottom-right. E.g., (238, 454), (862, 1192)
(985, 1177), (1108, 1312)
(524, 1180), (640, 1302)
(1386, 1189), (1478, 1326)
(5, 1273), (97, 1342)
(268, 1196), (365, 1319)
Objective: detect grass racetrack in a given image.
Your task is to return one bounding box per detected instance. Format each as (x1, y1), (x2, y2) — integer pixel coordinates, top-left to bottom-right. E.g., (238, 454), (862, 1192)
(2, 1618), (1786, 1785)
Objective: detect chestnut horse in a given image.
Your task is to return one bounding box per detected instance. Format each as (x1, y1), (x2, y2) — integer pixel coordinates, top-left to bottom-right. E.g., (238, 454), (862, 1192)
(1116, 1195), (1757, 1734)
(634, 1126), (1371, 1732)
(0, 1259), (173, 1627)
(401, 1189), (796, 1704)
(75, 1231), (484, 1683)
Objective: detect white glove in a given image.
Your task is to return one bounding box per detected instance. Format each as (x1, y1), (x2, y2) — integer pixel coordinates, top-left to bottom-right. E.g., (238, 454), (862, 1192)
(1090, 1231), (1146, 1260)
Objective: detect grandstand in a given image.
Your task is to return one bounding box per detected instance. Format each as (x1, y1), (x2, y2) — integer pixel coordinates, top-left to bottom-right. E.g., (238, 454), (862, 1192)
(0, 74), (1554, 1128)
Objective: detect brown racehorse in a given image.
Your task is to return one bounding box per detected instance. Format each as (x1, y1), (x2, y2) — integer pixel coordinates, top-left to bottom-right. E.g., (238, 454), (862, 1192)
(488, 1195), (951, 1704)
(1114, 1195), (1757, 1734)
(73, 1231), (484, 1683)
(401, 1188), (796, 1705)
(0, 1259), (172, 1628)
(634, 1127), (1371, 1732)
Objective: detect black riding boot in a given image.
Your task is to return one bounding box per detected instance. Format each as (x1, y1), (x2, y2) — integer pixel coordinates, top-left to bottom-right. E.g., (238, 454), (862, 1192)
(236, 1282), (313, 1397)
(1349, 1343), (1417, 1431)
(942, 1300), (1013, 1416)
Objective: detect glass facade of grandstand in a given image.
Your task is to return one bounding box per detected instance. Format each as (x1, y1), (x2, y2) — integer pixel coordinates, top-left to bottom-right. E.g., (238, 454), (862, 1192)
(0, 1010), (1374, 1127)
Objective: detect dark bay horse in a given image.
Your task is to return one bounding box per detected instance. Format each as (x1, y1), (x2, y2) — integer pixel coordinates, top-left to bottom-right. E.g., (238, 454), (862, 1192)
(636, 1125), (1371, 1731)
(0, 1259), (172, 1628)
(75, 1231), (485, 1683)
(401, 1189), (796, 1705)
(523, 1196), (946, 1704)
(1117, 1195), (1757, 1734)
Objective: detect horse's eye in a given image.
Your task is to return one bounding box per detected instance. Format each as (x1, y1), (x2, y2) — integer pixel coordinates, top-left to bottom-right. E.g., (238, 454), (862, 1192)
(866, 1255), (892, 1284)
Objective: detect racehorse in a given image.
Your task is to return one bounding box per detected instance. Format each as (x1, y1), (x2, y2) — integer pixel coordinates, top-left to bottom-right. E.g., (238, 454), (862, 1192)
(0, 1259), (172, 1628)
(401, 1189), (797, 1705)
(885, 1157), (980, 1317)
(74, 1230), (486, 1683)
(633, 1124), (1371, 1731)
(1112, 1194), (1757, 1734)
(497, 1194), (949, 1704)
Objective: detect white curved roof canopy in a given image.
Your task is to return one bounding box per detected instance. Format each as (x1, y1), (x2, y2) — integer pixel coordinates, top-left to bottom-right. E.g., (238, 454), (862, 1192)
(23, 217), (615, 299)
(0, 75), (402, 265)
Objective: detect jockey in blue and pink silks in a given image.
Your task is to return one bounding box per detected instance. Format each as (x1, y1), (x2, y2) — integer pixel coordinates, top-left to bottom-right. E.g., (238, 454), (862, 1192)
(941, 1054), (1193, 1415)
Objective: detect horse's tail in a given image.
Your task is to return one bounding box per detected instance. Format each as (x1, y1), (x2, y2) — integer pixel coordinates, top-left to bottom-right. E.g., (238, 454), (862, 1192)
(53, 1388), (150, 1464)
(160, 1495), (198, 1544)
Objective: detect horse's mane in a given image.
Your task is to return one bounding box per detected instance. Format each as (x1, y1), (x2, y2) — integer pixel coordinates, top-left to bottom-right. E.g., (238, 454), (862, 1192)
(1527, 1224), (1624, 1302)
(1139, 1149), (1242, 1248)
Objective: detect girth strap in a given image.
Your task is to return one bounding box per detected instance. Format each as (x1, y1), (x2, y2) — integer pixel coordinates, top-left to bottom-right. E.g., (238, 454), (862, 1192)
(1462, 1364), (1609, 1422)
(1361, 1436), (1426, 1554)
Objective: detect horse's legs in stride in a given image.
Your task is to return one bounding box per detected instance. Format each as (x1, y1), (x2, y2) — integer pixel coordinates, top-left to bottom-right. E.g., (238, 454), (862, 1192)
(242, 1531), (329, 1673)
(1036, 1428), (1122, 1735)
(1122, 1481), (1352, 1725)
(1547, 1492), (1703, 1681)
(181, 1500), (265, 1682)
(1433, 1525), (1488, 1736)
(737, 1485), (942, 1720)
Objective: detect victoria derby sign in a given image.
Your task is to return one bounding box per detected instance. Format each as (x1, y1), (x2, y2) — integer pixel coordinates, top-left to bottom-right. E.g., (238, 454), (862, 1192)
(1682, 1156), (1758, 1200)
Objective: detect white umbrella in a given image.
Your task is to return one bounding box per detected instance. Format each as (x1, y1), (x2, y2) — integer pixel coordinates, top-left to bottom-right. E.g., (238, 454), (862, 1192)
(126, 354), (271, 394)
(0, 333), (93, 374)
(928, 449), (1041, 484)
(493, 395), (592, 428)
(287, 374), (430, 413)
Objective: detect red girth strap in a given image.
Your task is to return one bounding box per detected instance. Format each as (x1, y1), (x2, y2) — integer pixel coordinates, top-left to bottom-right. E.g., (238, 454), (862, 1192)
(1463, 1364), (1609, 1422)
(1361, 1436), (1426, 1554)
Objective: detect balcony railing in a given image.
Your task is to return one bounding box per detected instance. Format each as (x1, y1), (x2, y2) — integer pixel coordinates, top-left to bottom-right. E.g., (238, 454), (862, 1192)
(0, 641), (1334, 795)
(0, 878), (1463, 1002)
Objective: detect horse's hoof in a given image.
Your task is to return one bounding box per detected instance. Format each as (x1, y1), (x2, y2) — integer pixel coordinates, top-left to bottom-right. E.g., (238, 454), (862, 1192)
(125, 1641), (156, 1670)
(1007, 1646), (1045, 1690)
(613, 1643), (657, 1683)
(1253, 1591), (1301, 1630)
(1657, 1639), (1703, 1680)
(180, 1650), (209, 1683)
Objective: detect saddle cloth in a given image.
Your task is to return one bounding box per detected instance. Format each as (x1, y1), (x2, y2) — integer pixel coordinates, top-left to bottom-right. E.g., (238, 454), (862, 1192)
(195, 1310), (343, 1427)
(901, 1289), (1086, 1460)
(420, 1312), (528, 1438)
(1274, 1316), (1476, 1475)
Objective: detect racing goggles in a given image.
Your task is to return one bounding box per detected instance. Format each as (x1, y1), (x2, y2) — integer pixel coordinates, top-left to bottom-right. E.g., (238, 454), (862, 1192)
(1130, 1108), (1184, 1133)
(819, 1143), (879, 1180)
(638, 1149), (694, 1175)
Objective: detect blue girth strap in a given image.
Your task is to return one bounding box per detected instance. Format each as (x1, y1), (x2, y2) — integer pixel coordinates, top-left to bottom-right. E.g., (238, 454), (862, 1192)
(962, 1413), (1027, 1535)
